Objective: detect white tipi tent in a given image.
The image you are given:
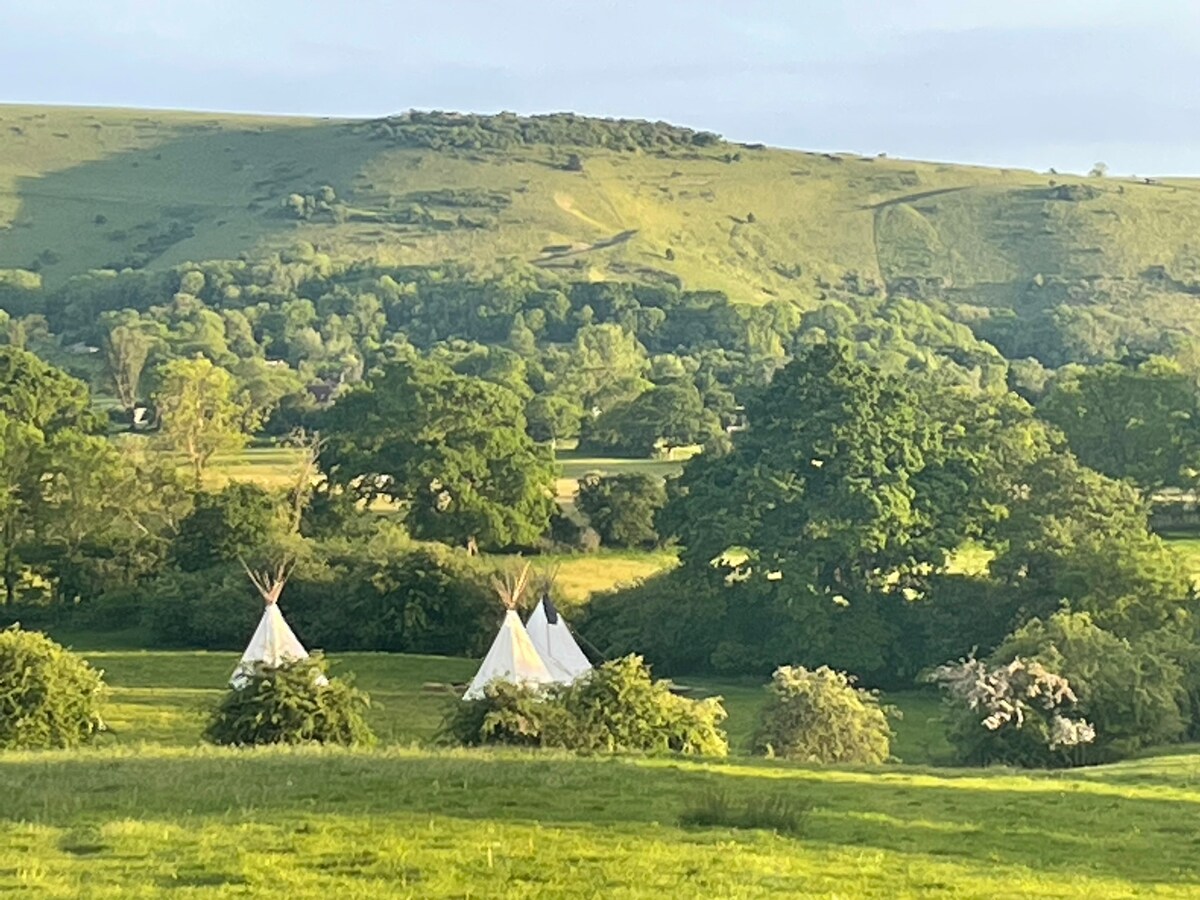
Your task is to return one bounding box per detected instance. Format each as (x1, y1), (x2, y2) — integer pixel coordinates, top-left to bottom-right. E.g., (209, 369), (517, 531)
(527, 595), (592, 685)
(231, 562), (324, 688)
(463, 609), (556, 699)
(232, 601), (312, 687)
(463, 563), (556, 700)
(229, 431), (327, 689)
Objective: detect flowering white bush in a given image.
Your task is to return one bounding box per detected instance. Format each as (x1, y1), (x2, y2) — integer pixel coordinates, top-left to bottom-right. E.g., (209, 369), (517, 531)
(928, 655), (1095, 765)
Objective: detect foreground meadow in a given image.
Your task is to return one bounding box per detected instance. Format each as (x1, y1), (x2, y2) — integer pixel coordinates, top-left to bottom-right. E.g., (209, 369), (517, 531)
(3, 649), (1200, 898)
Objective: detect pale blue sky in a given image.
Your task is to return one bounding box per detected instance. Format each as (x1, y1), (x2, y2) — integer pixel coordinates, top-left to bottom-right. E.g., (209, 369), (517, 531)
(2, 1), (1198, 175)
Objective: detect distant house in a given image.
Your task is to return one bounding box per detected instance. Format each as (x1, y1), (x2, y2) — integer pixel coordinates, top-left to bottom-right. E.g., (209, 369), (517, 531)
(67, 342), (99, 355)
(724, 405), (749, 435)
(306, 381), (339, 405)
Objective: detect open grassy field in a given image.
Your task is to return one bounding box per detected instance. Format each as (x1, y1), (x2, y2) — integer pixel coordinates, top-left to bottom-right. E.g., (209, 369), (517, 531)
(71, 648), (937, 756)
(8, 103), (1200, 325)
(3, 647), (1200, 897)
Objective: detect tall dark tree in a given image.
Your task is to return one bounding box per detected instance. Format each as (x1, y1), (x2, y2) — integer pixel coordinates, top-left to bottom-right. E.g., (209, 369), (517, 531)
(576, 472), (667, 548)
(580, 383), (722, 457)
(1038, 358), (1200, 490)
(661, 343), (943, 593)
(990, 452), (1190, 635)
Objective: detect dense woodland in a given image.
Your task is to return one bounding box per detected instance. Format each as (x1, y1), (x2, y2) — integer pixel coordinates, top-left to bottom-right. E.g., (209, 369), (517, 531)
(4, 111), (1200, 767)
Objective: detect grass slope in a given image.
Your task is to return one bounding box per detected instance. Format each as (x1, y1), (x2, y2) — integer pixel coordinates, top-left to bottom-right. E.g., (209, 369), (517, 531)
(2, 648), (1199, 897)
(6, 104), (1200, 322)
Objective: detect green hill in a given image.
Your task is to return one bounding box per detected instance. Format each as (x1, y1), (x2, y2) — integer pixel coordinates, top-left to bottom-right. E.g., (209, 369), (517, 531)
(5, 104), (1200, 331)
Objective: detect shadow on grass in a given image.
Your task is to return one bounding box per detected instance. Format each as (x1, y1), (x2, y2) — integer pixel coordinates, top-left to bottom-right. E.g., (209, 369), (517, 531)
(3, 750), (1200, 887)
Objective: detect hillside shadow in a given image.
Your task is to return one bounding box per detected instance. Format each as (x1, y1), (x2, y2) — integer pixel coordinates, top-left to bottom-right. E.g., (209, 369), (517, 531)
(0, 113), (385, 284)
(4, 752), (1200, 887)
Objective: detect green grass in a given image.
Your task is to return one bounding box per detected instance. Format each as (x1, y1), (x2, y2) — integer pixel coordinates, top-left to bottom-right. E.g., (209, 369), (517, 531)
(1165, 535), (1200, 585)
(61, 647), (944, 760)
(539, 549), (678, 604)
(5, 648), (1200, 896)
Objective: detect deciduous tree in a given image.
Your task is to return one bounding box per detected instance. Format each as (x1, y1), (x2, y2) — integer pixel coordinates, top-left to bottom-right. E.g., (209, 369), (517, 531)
(155, 355), (253, 486)
(320, 359), (556, 549)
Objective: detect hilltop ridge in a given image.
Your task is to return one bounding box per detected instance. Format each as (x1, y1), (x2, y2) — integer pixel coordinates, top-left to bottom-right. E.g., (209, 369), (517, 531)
(4, 104), (1200, 359)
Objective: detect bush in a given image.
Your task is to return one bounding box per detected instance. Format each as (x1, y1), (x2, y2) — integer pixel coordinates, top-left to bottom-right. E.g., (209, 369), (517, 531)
(172, 483), (277, 572)
(929, 655), (1095, 767)
(287, 543), (496, 655)
(1141, 616), (1200, 740)
(544, 655), (728, 755)
(0, 626), (105, 750)
(142, 565), (261, 649)
(204, 656), (374, 747)
(441, 679), (558, 748)
(752, 665), (891, 763)
(581, 569), (728, 675)
(443, 655), (728, 756)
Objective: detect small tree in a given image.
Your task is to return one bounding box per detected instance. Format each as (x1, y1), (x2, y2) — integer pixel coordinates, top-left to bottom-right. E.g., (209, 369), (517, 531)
(155, 355), (253, 486)
(1088, 162), (1108, 177)
(0, 626), (105, 750)
(992, 612), (1187, 759)
(171, 483), (276, 572)
(752, 665), (891, 763)
(101, 314), (163, 413)
(576, 472), (666, 548)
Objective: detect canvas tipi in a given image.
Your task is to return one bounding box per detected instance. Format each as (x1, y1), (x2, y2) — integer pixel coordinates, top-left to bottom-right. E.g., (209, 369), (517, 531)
(231, 562), (323, 688)
(527, 578), (592, 685)
(463, 564), (556, 700)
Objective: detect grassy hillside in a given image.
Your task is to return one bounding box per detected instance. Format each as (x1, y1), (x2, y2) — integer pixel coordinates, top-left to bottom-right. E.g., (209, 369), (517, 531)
(6, 104), (1200, 326)
(3, 648), (1199, 897)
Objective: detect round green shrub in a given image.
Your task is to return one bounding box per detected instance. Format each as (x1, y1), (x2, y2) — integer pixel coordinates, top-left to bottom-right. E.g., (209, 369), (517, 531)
(752, 665), (891, 763)
(0, 626), (105, 750)
(544, 655), (727, 755)
(204, 656), (375, 747)
(442, 679), (557, 748)
(442, 654), (729, 757)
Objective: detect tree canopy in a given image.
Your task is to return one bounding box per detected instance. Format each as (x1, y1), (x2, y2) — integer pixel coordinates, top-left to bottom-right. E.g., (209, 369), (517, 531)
(319, 357), (556, 549)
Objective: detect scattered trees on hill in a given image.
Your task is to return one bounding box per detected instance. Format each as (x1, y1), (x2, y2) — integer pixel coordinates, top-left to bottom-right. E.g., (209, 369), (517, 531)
(364, 110), (722, 153)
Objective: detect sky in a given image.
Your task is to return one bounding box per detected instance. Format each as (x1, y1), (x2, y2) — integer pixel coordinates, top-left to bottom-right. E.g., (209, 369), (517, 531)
(2, 1), (1199, 175)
